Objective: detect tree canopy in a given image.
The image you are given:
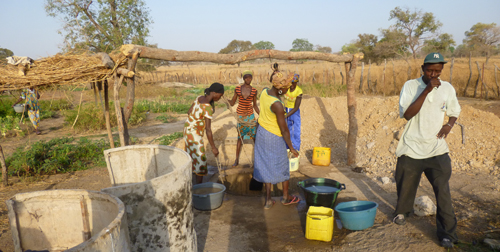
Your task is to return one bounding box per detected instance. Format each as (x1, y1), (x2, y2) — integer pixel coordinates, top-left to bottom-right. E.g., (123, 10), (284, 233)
(0, 48), (14, 60)
(389, 7), (442, 59)
(290, 38), (314, 52)
(463, 22), (500, 56)
(219, 40), (255, 54)
(253, 41), (275, 50)
(45, 0), (152, 53)
(422, 33), (456, 56)
(315, 45), (332, 53)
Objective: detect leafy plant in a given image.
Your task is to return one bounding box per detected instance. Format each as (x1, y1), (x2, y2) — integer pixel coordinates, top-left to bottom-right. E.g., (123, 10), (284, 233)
(155, 114), (177, 123)
(4, 137), (117, 176)
(155, 132), (183, 146)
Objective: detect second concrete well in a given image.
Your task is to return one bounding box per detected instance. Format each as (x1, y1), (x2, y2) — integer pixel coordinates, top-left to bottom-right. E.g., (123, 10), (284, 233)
(101, 145), (196, 252)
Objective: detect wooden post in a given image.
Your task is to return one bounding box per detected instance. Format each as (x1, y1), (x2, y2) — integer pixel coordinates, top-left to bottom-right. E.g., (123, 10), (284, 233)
(449, 57), (455, 83)
(494, 64), (500, 97)
(481, 62), (488, 99)
(382, 59), (387, 95)
(332, 68), (336, 84)
(345, 56), (359, 165)
(92, 82), (98, 105)
(339, 65), (344, 86)
(124, 51), (140, 123)
(104, 80), (115, 148)
(113, 72), (127, 146)
(392, 59), (397, 94)
(1, 145), (8, 187)
(359, 62), (364, 92)
(367, 59), (371, 92)
(464, 52), (472, 96)
(474, 61), (481, 98)
(406, 59), (412, 81)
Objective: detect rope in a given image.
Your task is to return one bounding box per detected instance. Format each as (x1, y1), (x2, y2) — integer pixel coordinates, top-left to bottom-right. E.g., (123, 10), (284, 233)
(221, 96), (253, 166)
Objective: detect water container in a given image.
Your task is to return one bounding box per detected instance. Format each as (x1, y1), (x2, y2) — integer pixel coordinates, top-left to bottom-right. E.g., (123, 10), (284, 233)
(306, 206), (334, 242)
(287, 150), (299, 172)
(312, 147), (331, 166)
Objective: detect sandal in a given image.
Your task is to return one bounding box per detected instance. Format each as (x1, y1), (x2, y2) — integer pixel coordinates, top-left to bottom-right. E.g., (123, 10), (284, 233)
(281, 195), (300, 205)
(264, 199), (275, 210)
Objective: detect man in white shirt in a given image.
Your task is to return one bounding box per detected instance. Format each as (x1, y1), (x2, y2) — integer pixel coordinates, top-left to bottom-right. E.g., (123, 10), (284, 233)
(393, 53), (461, 248)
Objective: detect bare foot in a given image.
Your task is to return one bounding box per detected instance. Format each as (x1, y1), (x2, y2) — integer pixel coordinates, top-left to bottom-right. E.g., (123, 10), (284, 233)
(232, 160), (239, 167)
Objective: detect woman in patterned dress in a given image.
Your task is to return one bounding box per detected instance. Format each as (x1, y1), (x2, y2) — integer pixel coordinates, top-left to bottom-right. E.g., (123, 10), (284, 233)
(228, 70), (259, 167)
(12, 87), (41, 135)
(253, 64), (300, 209)
(184, 83), (225, 184)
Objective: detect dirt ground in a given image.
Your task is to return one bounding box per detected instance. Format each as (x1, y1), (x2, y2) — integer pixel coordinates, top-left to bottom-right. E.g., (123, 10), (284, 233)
(1, 94), (499, 251)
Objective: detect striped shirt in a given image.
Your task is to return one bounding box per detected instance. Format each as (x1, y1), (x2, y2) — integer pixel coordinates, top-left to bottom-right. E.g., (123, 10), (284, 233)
(235, 85), (257, 116)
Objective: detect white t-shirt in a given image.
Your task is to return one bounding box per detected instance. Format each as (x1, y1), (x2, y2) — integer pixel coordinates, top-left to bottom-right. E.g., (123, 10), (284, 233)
(396, 77), (461, 159)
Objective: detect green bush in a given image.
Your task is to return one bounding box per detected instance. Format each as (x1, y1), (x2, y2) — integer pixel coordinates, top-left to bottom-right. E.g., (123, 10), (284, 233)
(155, 114), (177, 123)
(4, 137), (117, 176)
(64, 103), (146, 132)
(155, 132), (183, 146)
(134, 99), (191, 114)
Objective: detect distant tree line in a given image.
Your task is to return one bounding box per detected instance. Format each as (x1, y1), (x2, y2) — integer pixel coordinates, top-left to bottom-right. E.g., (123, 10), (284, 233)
(341, 7), (500, 64)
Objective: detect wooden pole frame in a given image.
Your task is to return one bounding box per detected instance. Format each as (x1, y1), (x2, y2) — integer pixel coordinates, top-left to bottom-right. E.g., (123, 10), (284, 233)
(122, 44), (362, 164)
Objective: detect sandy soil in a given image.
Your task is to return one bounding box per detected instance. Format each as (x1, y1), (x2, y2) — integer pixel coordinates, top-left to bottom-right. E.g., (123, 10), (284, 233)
(1, 95), (499, 251)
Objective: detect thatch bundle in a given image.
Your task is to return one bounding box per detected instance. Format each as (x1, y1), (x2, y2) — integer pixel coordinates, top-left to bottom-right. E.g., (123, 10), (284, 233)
(0, 53), (126, 92)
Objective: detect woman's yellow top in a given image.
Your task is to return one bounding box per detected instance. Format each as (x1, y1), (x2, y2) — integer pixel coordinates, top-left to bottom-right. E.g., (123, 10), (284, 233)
(283, 86), (303, 108)
(258, 88), (283, 136)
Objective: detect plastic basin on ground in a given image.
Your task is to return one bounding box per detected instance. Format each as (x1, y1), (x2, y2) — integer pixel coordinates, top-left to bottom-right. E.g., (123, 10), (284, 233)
(335, 201), (378, 231)
(297, 178), (346, 208)
(192, 182), (226, 211)
(13, 104), (25, 113)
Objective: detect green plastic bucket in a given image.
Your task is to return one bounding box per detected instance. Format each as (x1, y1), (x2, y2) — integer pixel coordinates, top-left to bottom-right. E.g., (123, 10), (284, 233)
(297, 178), (346, 208)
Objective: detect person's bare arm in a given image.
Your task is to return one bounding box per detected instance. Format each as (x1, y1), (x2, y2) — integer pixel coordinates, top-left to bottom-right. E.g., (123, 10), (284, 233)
(205, 117), (219, 157)
(187, 104), (194, 115)
(271, 102), (298, 157)
(252, 94), (260, 115)
(403, 79), (440, 120)
(285, 95), (302, 118)
(437, 117), (457, 139)
(11, 97), (23, 107)
(229, 91), (238, 106)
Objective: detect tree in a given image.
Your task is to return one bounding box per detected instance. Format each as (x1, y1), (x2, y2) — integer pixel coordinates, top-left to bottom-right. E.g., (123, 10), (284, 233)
(0, 48), (14, 61)
(219, 40), (255, 54)
(389, 7), (442, 59)
(422, 33), (456, 56)
(290, 38), (313, 52)
(253, 41), (275, 50)
(354, 34), (378, 62)
(314, 45), (332, 53)
(374, 27), (409, 59)
(463, 22), (500, 61)
(341, 43), (359, 54)
(45, 0), (152, 53)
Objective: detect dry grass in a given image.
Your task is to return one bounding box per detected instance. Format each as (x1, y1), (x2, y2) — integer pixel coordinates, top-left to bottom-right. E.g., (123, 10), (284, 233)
(137, 56), (500, 99)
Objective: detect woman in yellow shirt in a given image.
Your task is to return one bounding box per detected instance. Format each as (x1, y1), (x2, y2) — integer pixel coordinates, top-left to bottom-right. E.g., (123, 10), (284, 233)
(253, 63), (300, 209)
(283, 74), (302, 150)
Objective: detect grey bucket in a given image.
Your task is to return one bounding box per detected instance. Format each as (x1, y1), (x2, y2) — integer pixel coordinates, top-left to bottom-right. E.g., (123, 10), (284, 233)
(192, 182), (226, 211)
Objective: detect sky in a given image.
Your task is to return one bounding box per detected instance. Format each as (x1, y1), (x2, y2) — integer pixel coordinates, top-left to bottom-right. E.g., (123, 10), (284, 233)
(1, 0), (500, 59)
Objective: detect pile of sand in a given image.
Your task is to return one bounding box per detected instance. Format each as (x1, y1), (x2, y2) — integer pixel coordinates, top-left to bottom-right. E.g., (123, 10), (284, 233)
(174, 95), (500, 179)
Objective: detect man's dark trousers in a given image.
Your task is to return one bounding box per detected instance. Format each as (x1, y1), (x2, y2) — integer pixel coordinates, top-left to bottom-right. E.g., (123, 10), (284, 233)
(394, 153), (458, 242)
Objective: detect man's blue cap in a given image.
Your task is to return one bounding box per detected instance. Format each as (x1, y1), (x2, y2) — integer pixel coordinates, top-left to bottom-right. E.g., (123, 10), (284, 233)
(424, 52), (447, 64)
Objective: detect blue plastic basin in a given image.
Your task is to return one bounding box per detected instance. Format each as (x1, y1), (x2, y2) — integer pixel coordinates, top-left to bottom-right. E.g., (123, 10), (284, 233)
(334, 201), (378, 230)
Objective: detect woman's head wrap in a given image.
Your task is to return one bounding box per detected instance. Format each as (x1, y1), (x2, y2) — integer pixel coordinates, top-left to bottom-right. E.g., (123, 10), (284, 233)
(271, 71), (294, 89)
(269, 63), (293, 89)
(242, 70), (253, 78)
(292, 74), (300, 83)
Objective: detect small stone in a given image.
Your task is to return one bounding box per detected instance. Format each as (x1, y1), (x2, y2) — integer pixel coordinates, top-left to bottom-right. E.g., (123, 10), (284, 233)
(382, 126), (388, 130)
(352, 167), (364, 173)
(380, 177), (391, 185)
(484, 239), (500, 250)
(367, 142), (375, 149)
(414, 196), (437, 216)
